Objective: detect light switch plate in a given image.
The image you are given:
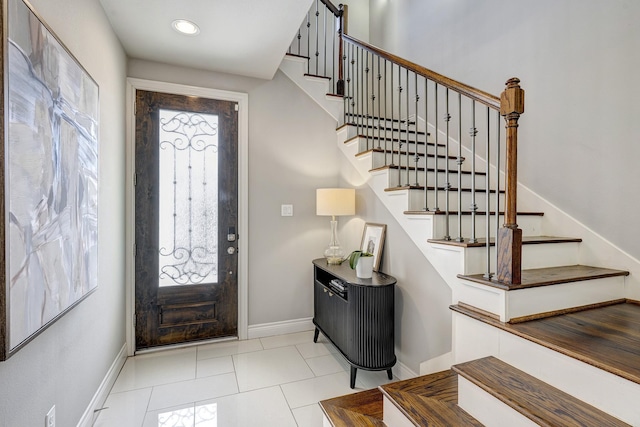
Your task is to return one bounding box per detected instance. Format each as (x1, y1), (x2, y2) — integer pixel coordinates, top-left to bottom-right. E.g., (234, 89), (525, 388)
(281, 204), (293, 217)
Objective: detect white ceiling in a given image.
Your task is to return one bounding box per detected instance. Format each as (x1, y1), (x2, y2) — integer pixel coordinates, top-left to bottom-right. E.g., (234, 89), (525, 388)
(99, 0), (314, 80)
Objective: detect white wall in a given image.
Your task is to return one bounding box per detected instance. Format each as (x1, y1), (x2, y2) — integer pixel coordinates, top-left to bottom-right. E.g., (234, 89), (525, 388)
(339, 169), (453, 373)
(0, 0), (127, 426)
(368, 0), (640, 261)
(127, 60), (341, 327)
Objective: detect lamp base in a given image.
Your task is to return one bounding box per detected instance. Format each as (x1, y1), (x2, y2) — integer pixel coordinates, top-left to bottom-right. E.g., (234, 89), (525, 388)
(324, 246), (345, 265)
(324, 219), (345, 264)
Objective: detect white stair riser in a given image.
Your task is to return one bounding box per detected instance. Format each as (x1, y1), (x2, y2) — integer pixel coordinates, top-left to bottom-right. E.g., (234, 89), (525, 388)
(453, 313), (640, 425)
(457, 377), (538, 427)
(382, 396), (417, 427)
(401, 189), (504, 213)
(386, 169), (488, 190)
(430, 242), (581, 276)
(344, 122), (426, 140)
(454, 276), (625, 322)
(371, 150), (456, 169)
(429, 243), (580, 300)
(431, 213), (543, 239)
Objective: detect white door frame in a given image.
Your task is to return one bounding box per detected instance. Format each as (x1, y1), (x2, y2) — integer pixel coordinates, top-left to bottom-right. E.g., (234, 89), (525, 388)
(125, 78), (249, 355)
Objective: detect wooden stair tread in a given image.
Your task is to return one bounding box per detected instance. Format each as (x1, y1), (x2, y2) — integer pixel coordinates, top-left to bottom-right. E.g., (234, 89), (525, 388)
(284, 52), (310, 60)
(380, 370), (483, 426)
(304, 72), (331, 80)
(345, 134), (439, 147)
(453, 356), (631, 426)
(458, 264), (629, 291)
(347, 123), (427, 135)
(385, 185), (504, 194)
(429, 235), (582, 248)
(320, 388), (385, 427)
(404, 209), (544, 216)
(356, 147), (456, 159)
(451, 301), (640, 385)
(370, 164), (486, 176)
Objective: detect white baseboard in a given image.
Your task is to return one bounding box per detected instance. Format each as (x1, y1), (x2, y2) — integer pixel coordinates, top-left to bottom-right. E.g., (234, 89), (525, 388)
(77, 343), (127, 427)
(419, 351), (453, 375)
(393, 360), (419, 381)
(247, 317), (314, 339)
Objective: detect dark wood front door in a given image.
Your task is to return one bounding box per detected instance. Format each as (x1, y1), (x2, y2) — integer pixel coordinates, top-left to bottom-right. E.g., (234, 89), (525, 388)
(134, 90), (238, 350)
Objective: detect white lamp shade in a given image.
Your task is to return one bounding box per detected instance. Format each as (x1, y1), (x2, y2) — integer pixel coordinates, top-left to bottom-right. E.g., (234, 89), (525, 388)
(316, 188), (355, 216)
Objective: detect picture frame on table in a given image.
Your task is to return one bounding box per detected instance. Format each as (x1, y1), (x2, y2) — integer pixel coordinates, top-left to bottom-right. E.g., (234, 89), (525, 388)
(360, 223), (386, 272)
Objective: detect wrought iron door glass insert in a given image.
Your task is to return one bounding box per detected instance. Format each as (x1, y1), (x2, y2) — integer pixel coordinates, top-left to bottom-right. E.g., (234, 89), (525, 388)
(158, 109), (219, 286)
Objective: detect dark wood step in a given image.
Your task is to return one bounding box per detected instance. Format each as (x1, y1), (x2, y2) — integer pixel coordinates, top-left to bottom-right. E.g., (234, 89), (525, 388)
(379, 370), (484, 426)
(345, 111), (409, 125)
(320, 388), (385, 427)
(285, 52), (310, 60)
(321, 370), (484, 426)
(404, 209), (544, 216)
(345, 134), (440, 148)
(453, 356), (630, 426)
(458, 264), (629, 291)
(304, 72), (331, 80)
(385, 185), (505, 194)
(343, 121), (428, 136)
(356, 147), (458, 160)
(429, 235), (582, 248)
(450, 300), (640, 385)
(371, 164), (486, 176)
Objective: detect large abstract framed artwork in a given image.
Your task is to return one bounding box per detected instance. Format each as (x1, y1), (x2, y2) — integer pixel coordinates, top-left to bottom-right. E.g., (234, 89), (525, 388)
(0, 0), (99, 360)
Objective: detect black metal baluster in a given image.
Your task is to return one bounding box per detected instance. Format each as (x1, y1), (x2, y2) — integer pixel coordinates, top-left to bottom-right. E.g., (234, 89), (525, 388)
(397, 64), (403, 187)
(383, 59), (388, 164)
(376, 56), (381, 149)
(350, 44), (355, 126)
(483, 106), (492, 279)
(434, 84), (440, 211)
(444, 88), (451, 240)
(413, 72), (420, 186)
(389, 63), (395, 167)
(315, 0), (320, 76)
(365, 51), (370, 150)
(323, 4), (327, 78)
(470, 101), (478, 243)
(405, 68), (410, 187)
(424, 78), (430, 211)
(331, 10), (335, 92)
(306, 11), (311, 74)
(456, 93), (464, 242)
(359, 47), (364, 142)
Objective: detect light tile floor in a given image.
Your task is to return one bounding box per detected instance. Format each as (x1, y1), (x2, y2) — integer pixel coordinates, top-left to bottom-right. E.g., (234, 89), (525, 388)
(94, 331), (397, 427)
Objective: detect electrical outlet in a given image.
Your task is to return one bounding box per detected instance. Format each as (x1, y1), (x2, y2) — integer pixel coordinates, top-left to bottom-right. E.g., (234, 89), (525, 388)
(45, 405), (55, 427)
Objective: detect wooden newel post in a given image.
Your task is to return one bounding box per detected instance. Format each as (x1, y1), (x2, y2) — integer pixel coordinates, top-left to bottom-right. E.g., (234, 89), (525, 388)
(496, 77), (524, 285)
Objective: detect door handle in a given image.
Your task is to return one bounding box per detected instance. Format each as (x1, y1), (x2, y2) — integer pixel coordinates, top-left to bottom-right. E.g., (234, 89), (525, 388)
(227, 247), (236, 255)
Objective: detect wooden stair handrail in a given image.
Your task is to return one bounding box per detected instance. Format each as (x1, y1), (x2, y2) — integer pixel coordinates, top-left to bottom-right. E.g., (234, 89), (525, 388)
(342, 34), (500, 110)
(319, 0), (342, 17)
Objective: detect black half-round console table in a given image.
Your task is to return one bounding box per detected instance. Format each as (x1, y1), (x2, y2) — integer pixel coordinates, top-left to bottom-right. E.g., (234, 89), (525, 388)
(312, 258), (396, 388)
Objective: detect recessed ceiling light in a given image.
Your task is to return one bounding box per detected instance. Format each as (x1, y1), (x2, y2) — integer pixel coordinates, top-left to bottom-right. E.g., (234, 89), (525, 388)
(172, 19), (200, 36)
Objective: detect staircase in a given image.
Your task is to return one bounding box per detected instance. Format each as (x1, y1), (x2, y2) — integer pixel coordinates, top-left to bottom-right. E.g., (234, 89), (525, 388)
(280, 2), (640, 425)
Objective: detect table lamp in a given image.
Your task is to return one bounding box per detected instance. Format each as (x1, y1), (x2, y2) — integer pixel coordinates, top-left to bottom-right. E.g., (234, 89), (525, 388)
(316, 188), (355, 264)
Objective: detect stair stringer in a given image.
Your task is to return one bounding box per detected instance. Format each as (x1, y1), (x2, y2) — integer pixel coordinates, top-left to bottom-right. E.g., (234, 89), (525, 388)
(518, 183), (640, 299)
(278, 55), (343, 121)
